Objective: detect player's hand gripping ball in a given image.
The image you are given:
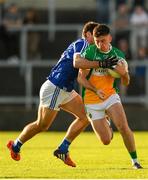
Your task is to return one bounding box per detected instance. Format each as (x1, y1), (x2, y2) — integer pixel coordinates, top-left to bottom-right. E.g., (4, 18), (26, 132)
(108, 59), (128, 78)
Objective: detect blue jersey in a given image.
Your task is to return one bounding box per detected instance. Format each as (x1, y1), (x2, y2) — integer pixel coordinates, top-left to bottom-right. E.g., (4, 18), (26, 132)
(48, 38), (89, 92)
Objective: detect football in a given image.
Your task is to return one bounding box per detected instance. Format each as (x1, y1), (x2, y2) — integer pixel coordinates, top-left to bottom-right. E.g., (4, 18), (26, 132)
(108, 59), (128, 78)
(108, 68), (121, 78)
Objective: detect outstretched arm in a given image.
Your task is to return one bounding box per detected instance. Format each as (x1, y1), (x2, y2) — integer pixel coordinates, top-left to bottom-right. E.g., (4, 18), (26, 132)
(73, 53), (99, 69)
(74, 53), (118, 69)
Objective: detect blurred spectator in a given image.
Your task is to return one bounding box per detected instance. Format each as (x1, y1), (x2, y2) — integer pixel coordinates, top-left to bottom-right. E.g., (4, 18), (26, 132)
(137, 46), (148, 60)
(133, 0), (145, 7)
(112, 3), (130, 43)
(23, 8), (41, 60)
(135, 47), (148, 95)
(3, 3), (22, 28)
(23, 8), (40, 25)
(117, 38), (132, 96)
(116, 0), (127, 7)
(3, 3), (23, 61)
(117, 38), (132, 60)
(130, 5), (148, 59)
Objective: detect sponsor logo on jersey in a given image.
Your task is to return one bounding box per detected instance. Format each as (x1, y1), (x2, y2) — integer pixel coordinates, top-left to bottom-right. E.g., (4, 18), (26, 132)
(92, 68), (108, 76)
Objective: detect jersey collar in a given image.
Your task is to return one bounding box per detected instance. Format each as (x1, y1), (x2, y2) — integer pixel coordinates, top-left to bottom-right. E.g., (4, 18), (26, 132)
(99, 44), (112, 54)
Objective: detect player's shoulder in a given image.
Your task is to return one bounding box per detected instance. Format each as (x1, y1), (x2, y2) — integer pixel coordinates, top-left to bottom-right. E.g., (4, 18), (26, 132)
(86, 44), (96, 51)
(112, 46), (123, 54)
(73, 38), (89, 48)
(112, 46), (125, 59)
(75, 38), (87, 44)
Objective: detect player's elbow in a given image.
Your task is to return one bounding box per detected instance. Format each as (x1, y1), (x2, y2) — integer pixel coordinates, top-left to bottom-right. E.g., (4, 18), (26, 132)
(77, 74), (82, 84)
(77, 73), (84, 85)
(125, 76), (130, 86)
(126, 79), (130, 86)
(122, 73), (130, 86)
(122, 80), (129, 86)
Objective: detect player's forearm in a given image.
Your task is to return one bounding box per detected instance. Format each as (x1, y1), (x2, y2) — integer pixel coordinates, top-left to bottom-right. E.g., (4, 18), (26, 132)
(121, 72), (130, 86)
(73, 54), (99, 69)
(77, 76), (96, 93)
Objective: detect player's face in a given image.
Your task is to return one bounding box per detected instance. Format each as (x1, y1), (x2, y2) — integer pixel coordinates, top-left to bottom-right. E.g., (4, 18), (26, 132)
(94, 34), (112, 52)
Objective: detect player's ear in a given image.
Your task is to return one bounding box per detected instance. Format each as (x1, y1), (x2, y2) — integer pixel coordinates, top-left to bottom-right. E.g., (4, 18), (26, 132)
(85, 31), (92, 38)
(109, 35), (112, 43)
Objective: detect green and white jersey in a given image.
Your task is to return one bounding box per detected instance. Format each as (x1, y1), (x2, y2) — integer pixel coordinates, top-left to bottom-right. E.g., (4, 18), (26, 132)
(81, 44), (126, 104)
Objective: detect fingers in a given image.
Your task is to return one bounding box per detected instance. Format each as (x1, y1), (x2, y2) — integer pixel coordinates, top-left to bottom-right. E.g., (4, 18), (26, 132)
(108, 58), (118, 69)
(112, 59), (118, 63)
(99, 94), (106, 100)
(96, 90), (106, 100)
(111, 59), (118, 64)
(110, 56), (119, 69)
(111, 61), (118, 66)
(98, 91), (106, 100)
(108, 56), (118, 61)
(108, 56), (119, 63)
(107, 56), (115, 60)
(101, 56), (119, 69)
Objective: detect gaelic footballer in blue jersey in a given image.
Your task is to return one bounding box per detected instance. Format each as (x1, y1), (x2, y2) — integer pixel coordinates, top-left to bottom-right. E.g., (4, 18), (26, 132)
(7, 22), (118, 167)
(48, 38), (89, 92)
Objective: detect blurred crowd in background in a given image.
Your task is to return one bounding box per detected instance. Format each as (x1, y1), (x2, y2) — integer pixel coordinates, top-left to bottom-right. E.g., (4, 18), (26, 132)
(0, 2), (41, 61)
(0, 0), (148, 97)
(0, 0), (148, 60)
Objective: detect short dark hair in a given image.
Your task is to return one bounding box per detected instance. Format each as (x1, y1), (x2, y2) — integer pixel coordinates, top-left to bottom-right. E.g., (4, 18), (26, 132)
(93, 24), (110, 37)
(82, 21), (98, 37)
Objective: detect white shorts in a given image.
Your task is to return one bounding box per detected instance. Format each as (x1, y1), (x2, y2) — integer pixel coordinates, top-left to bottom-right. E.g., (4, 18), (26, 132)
(85, 94), (121, 121)
(39, 80), (78, 111)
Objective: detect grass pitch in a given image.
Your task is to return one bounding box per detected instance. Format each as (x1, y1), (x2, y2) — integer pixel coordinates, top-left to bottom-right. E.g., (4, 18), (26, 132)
(0, 131), (148, 179)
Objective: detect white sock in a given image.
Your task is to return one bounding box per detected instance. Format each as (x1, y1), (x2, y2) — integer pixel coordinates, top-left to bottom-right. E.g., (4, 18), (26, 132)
(131, 158), (139, 165)
(14, 138), (23, 146)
